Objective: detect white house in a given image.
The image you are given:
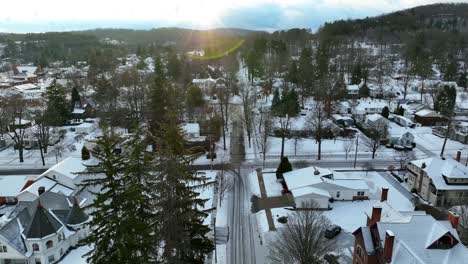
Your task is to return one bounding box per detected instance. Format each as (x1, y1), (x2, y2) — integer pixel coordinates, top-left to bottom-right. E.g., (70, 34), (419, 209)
(34, 158), (87, 190)
(283, 166), (369, 209)
(390, 131), (414, 147)
(365, 113), (389, 128)
(0, 191), (90, 264)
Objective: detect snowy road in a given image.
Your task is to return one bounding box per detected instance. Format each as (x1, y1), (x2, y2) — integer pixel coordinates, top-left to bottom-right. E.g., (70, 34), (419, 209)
(227, 120), (261, 264)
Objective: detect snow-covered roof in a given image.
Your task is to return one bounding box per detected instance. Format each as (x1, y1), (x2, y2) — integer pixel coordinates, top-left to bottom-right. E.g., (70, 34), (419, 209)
(40, 157), (87, 181)
(283, 166), (333, 190)
(16, 66), (37, 74)
(376, 215), (467, 264)
(415, 109), (435, 117)
(324, 179), (368, 190)
(17, 176), (74, 201)
(367, 113), (384, 122)
(355, 99), (389, 110)
(290, 186), (331, 198)
(181, 123), (200, 134)
(0, 176), (28, 197)
(347, 84), (359, 91)
(72, 108), (86, 114)
(411, 157), (468, 190)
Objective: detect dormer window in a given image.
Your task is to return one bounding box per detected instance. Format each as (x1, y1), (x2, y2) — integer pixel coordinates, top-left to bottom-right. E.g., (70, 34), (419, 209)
(32, 243), (39, 252)
(428, 233), (458, 249)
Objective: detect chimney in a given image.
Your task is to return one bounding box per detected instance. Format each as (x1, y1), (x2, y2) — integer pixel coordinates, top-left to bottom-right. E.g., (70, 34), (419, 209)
(383, 230), (395, 263)
(381, 187), (389, 202)
(38, 186), (45, 196)
(370, 206), (382, 224)
(456, 151), (461, 162)
(422, 162), (426, 169)
(448, 211), (459, 229)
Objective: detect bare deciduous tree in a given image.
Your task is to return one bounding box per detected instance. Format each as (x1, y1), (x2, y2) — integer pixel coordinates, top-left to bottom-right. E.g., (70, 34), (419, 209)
(278, 114), (291, 159)
(363, 123), (388, 159)
(257, 110), (273, 167)
(4, 95), (28, 163)
(33, 110), (53, 166)
(343, 139), (355, 160)
(217, 170), (233, 207)
(240, 83), (254, 148)
(307, 101), (327, 160)
(268, 201), (335, 264)
(52, 142), (65, 163)
(394, 150), (415, 169)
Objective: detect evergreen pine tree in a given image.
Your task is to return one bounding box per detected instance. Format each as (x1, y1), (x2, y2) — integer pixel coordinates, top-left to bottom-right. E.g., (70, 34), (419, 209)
(359, 83), (370, 98)
(154, 114), (214, 263)
(276, 157), (292, 180)
(82, 129), (159, 263)
(381, 106), (390, 118)
(71, 85), (81, 106)
(46, 80), (70, 126)
(81, 146), (90, 160)
(271, 88), (281, 114)
(351, 63), (362, 85)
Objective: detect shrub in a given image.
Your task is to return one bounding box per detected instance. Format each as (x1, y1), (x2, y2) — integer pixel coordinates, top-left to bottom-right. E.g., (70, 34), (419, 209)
(276, 157), (292, 179)
(81, 146), (90, 160)
(277, 216), (288, 224)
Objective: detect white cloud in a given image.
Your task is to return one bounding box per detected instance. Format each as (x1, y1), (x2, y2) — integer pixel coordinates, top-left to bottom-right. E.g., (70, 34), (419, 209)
(0, 0), (466, 32)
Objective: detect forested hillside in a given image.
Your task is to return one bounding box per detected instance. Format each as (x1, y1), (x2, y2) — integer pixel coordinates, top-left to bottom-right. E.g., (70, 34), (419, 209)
(320, 3), (468, 44)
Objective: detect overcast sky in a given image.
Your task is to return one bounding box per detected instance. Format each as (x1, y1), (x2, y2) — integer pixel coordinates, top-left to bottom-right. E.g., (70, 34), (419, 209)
(0, 0), (467, 33)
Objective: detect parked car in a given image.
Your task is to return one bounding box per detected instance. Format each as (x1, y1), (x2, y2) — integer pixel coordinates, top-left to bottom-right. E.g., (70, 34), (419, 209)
(390, 172), (404, 183)
(325, 225), (342, 239)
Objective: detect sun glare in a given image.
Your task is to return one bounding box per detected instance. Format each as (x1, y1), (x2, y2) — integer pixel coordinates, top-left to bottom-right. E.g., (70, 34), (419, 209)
(181, 0), (223, 27)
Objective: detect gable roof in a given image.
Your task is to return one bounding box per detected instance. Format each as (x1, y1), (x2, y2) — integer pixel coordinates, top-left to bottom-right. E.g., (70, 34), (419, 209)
(410, 157), (468, 190)
(282, 166), (333, 190)
(376, 215), (467, 264)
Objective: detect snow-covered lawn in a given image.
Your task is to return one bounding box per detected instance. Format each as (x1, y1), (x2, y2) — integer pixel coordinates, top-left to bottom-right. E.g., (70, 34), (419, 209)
(414, 132), (466, 157)
(247, 170), (261, 197)
(0, 126), (89, 169)
(262, 172), (282, 197)
(256, 208), (292, 235)
(59, 245), (92, 264)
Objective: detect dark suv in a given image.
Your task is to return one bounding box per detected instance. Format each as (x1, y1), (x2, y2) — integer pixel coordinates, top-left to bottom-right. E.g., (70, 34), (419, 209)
(325, 225), (342, 239)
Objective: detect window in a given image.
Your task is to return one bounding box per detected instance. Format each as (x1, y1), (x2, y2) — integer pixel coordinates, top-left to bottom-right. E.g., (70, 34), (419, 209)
(32, 243), (39, 252)
(356, 245), (363, 258)
(357, 191), (365, 196)
(5, 197), (16, 204)
(0, 245), (7, 252)
(48, 255), (55, 262)
(58, 234), (62, 241)
(35, 259), (41, 264)
(46, 240), (53, 249)
(336, 191), (340, 198)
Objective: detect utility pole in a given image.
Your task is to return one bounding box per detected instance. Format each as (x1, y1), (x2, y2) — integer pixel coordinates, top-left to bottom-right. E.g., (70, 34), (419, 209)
(354, 134), (359, 168)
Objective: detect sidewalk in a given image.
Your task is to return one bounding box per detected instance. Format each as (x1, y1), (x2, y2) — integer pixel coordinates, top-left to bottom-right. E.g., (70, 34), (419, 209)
(256, 169), (276, 231)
